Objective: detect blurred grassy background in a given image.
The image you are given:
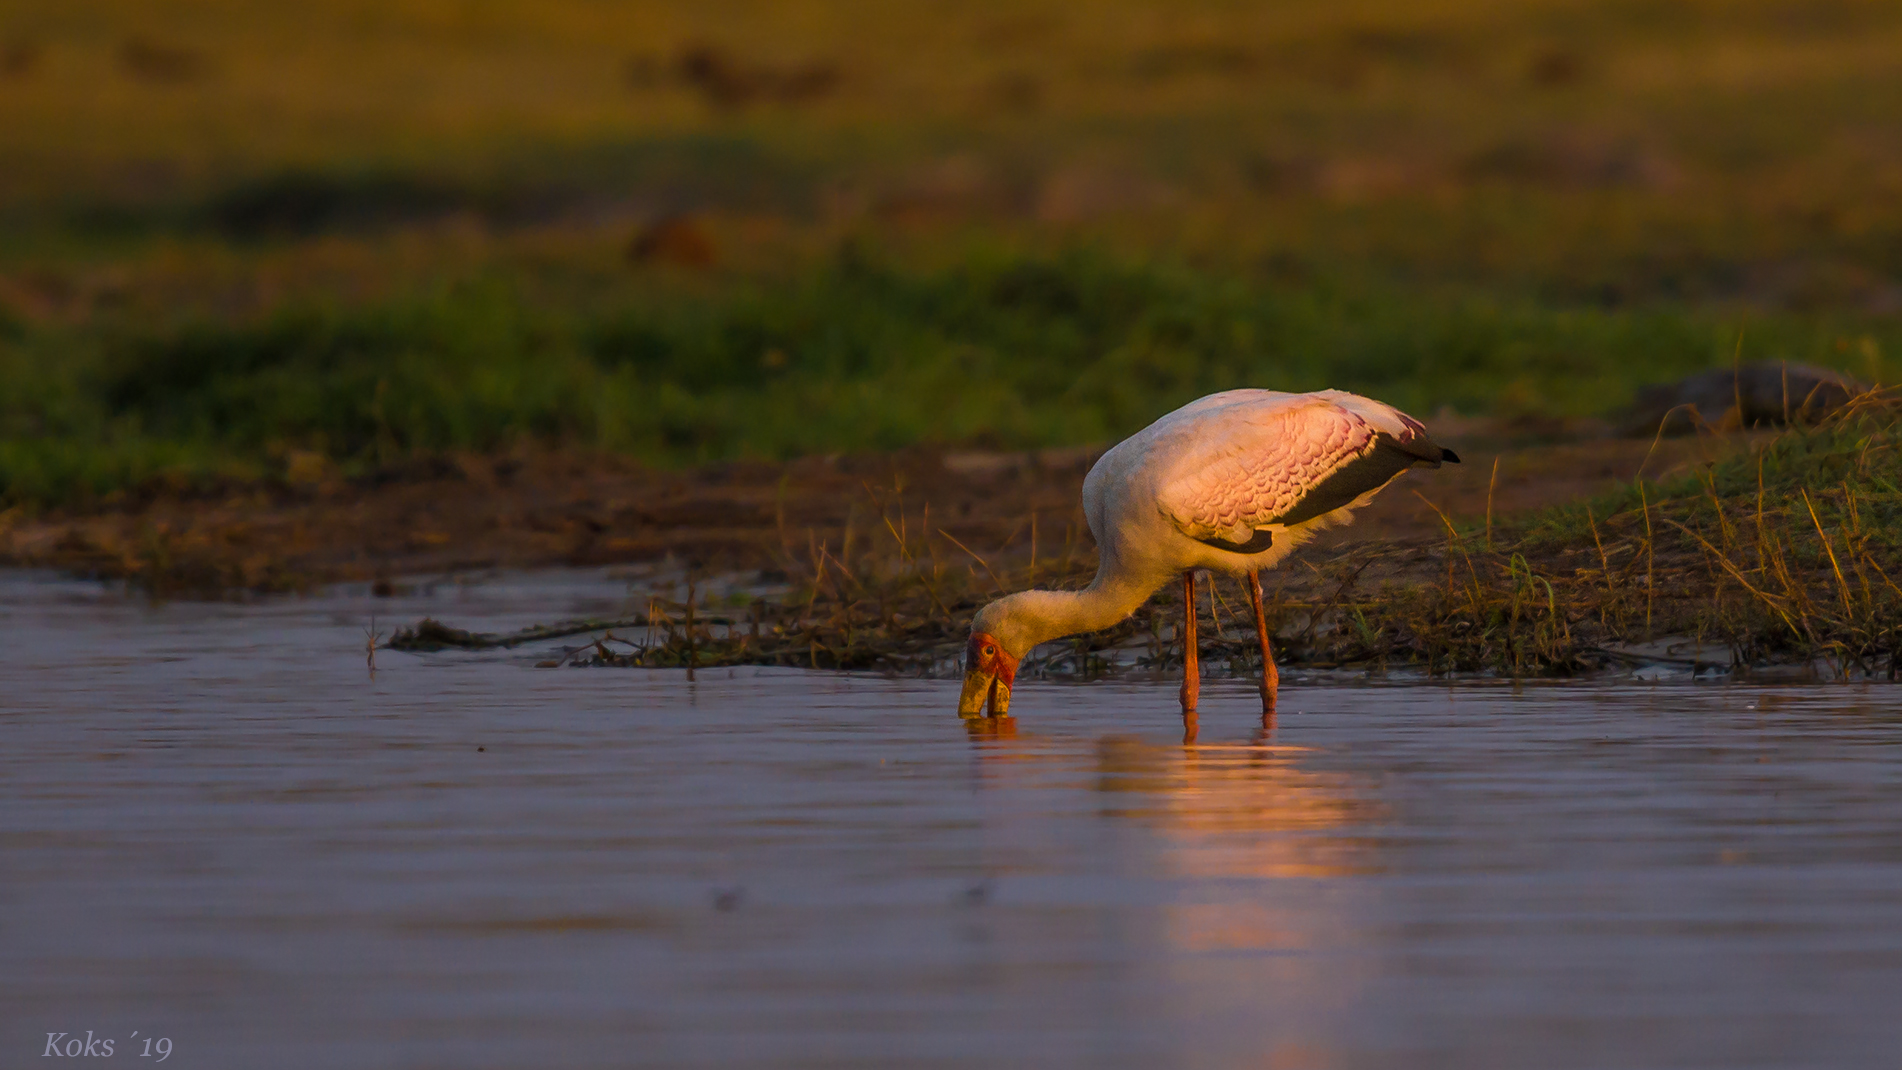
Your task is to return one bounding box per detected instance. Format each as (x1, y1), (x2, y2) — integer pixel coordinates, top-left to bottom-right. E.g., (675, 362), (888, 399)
(3, 0), (1901, 504)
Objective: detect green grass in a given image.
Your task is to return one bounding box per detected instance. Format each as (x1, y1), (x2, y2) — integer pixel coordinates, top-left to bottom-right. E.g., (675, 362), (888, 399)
(1529, 406), (1902, 554)
(3, 248), (1896, 507)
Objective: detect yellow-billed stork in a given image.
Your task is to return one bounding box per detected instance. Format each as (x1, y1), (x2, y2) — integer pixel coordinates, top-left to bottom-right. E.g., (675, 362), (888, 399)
(959, 389), (1459, 719)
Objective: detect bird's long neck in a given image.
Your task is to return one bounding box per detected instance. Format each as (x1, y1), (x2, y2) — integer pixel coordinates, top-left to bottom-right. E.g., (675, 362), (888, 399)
(980, 558), (1165, 655)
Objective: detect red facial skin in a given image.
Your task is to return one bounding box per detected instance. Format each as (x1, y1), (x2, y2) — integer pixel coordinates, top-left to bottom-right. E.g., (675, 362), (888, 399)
(959, 632), (1021, 717)
(966, 632), (1019, 689)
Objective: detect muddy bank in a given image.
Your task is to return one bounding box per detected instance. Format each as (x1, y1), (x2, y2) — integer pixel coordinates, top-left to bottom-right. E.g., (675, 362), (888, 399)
(0, 428), (1726, 597)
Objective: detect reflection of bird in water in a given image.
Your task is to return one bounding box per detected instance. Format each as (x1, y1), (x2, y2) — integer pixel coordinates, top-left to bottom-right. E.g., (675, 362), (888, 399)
(966, 717), (1369, 872)
(1092, 736), (1369, 874)
(963, 719), (1375, 957)
(1095, 733), (1377, 957)
(961, 389), (1458, 721)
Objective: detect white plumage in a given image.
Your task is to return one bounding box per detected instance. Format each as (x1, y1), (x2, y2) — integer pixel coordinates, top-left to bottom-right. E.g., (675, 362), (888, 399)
(959, 388), (1458, 719)
(1156, 391), (1440, 545)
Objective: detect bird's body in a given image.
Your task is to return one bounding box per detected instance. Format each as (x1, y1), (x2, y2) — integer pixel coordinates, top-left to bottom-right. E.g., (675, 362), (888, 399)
(960, 388), (1458, 717)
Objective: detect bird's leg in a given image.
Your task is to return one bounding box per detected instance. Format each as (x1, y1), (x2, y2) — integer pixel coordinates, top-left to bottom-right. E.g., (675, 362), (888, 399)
(1179, 570), (1199, 715)
(1248, 571), (1279, 715)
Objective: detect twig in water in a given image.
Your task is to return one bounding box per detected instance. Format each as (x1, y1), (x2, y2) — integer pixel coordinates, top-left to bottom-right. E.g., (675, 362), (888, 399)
(364, 617), (381, 675)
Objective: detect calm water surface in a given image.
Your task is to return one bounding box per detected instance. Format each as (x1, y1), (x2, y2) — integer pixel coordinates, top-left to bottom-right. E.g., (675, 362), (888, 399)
(4, 571), (1901, 1069)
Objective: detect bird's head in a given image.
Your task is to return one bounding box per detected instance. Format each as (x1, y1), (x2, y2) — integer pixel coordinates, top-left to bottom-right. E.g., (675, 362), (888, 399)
(958, 591), (1081, 716)
(959, 630), (1019, 718)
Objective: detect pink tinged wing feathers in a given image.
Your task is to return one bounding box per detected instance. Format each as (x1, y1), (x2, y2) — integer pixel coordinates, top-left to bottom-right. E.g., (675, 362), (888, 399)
(1314, 388), (1431, 442)
(1157, 397), (1380, 544)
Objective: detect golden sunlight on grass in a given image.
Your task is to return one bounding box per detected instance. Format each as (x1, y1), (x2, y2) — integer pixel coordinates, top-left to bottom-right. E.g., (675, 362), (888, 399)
(3, 0), (1899, 207)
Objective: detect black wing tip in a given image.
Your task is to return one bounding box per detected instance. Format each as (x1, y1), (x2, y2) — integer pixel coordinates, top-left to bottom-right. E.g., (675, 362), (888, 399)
(1197, 529), (1275, 555)
(1440, 447), (1461, 464)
